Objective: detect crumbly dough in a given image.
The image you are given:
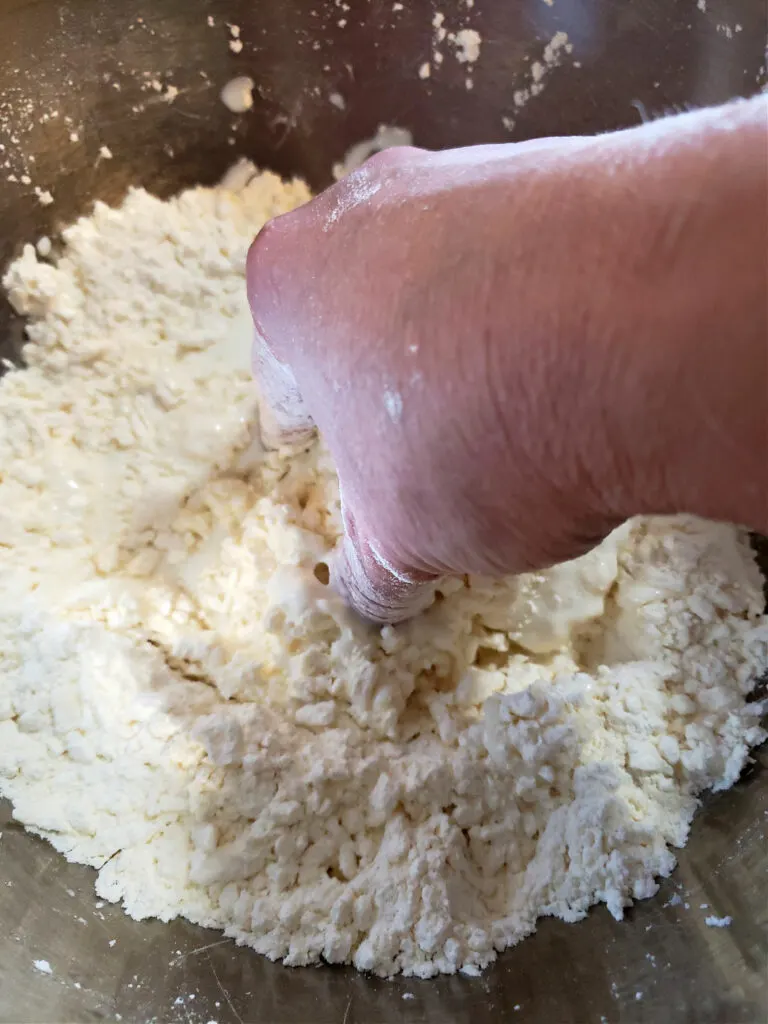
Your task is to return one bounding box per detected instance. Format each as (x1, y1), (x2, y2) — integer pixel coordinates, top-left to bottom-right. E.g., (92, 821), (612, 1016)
(1, 164), (766, 978)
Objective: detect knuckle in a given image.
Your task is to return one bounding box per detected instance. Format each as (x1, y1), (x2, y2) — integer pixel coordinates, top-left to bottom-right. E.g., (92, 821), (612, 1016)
(246, 217), (279, 290)
(362, 145), (422, 174)
(246, 213), (301, 348)
(246, 211), (300, 298)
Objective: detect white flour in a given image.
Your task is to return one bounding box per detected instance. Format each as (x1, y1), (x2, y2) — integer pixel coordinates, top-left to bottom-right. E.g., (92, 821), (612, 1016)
(502, 31), (573, 133)
(1, 165), (767, 979)
(429, 13), (483, 90)
(331, 125), (413, 180)
(451, 28), (482, 65)
(220, 77), (255, 114)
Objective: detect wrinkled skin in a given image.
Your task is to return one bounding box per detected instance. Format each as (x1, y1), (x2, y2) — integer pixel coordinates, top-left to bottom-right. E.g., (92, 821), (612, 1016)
(247, 97), (768, 623)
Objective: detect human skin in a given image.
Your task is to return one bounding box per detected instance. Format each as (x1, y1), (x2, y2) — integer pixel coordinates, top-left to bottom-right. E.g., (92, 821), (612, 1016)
(247, 95), (768, 623)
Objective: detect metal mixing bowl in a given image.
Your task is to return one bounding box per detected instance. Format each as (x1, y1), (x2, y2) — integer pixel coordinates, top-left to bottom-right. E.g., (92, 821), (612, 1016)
(1, 1), (766, 1021)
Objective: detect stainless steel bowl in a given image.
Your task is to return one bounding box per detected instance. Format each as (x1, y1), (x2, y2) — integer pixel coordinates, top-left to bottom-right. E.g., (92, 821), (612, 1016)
(1, 1), (766, 1021)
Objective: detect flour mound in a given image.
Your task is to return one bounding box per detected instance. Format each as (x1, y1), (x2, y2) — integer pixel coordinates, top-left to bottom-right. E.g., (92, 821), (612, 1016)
(1, 165), (766, 979)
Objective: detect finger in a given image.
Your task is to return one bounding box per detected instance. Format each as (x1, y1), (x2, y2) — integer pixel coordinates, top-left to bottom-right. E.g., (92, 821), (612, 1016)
(331, 533), (440, 624)
(331, 503), (439, 624)
(252, 327), (315, 449)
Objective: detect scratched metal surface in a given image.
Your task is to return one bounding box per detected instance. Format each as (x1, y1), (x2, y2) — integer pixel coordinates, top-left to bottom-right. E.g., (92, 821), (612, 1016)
(0, 1), (767, 1022)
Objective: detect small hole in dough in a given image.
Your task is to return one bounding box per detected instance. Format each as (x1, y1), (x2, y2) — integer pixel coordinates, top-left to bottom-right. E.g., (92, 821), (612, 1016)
(314, 562), (330, 586)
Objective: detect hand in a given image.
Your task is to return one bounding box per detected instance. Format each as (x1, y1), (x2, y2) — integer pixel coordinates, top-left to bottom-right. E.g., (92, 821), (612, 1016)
(247, 98), (768, 622)
(247, 138), (626, 622)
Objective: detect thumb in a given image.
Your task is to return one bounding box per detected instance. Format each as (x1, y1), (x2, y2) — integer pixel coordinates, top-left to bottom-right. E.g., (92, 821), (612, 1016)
(330, 501), (439, 624)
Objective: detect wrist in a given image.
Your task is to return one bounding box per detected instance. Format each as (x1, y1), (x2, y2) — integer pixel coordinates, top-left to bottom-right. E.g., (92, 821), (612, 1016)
(587, 98), (768, 532)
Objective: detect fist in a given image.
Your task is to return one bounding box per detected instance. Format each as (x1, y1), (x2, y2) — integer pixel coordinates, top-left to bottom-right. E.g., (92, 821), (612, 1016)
(247, 139), (633, 622)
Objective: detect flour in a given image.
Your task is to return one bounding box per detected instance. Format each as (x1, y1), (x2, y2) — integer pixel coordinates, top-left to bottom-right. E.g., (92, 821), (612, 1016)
(220, 77), (255, 114)
(331, 125), (413, 180)
(1, 167), (767, 979)
(451, 28), (482, 65)
(429, 13), (483, 89)
(503, 31), (573, 132)
(705, 915), (733, 927)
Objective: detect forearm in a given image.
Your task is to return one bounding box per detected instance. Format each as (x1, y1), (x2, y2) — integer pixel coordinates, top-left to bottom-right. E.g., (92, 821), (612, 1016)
(600, 96), (768, 532)
(485, 97), (768, 537)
